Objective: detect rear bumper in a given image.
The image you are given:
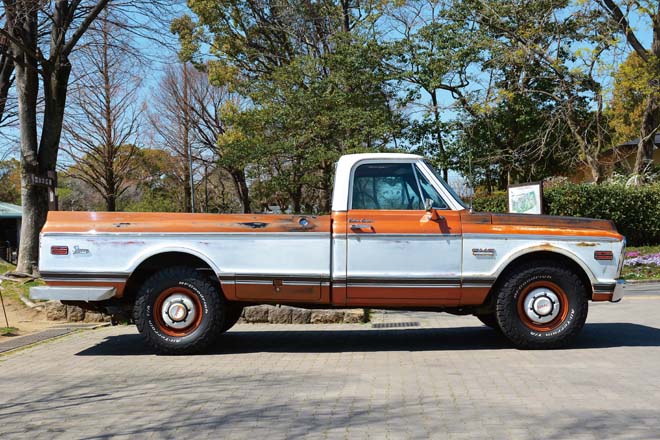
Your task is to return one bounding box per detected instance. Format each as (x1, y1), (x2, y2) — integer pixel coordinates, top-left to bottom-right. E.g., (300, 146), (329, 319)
(30, 286), (116, 302)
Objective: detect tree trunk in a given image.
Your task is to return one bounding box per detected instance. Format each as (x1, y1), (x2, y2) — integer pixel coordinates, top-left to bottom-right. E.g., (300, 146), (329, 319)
(565, 98), (603, 183)
(430, 90), (448, 181)
(321, 162), (333, 214)
(106, 194), (116, 212)
(633, 93), (659, 175)
(229, 168), (251, 213)
(12, 7), (42, 274)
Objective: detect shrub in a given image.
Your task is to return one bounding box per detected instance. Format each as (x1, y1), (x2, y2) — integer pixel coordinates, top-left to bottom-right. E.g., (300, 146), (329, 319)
(471, 183), (660, 246)
(470, 192), (507, 213)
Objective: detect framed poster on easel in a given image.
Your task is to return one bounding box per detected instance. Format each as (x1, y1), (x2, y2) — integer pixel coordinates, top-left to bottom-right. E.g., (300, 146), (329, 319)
(508, 181), (543, 214)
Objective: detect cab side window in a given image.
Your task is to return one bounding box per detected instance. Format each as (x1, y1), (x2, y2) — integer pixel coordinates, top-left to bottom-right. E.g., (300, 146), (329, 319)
(416, 168), (448, 209)
(351, 163), (423, 210)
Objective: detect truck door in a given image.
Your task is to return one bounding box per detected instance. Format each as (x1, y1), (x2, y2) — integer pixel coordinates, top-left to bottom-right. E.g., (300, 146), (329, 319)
(344, 161), (462, 307)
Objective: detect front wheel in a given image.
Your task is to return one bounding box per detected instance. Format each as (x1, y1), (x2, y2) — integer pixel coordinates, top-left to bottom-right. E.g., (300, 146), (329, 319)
(134, 266), (225, 354)
(495, 261), (588, 349)
(475, 313), (500, 330)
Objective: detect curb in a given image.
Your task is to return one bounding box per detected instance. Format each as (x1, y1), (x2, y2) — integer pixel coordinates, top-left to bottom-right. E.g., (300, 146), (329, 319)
(0, 323), (110, 355)
(19, 294), (44, 309)
(624, 279), (660, 285)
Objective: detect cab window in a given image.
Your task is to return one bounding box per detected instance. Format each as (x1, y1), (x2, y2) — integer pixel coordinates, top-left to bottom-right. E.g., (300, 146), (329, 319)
(416, 167), (448, 209)
(351, 163), (423, 210)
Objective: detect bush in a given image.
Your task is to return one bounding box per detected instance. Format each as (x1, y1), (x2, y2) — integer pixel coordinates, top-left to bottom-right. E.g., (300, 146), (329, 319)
(470, 192), (507, 213)
(472, 183), (660, 246)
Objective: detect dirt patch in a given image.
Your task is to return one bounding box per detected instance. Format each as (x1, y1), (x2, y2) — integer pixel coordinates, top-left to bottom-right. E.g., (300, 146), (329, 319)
(0, 296), (53, 340)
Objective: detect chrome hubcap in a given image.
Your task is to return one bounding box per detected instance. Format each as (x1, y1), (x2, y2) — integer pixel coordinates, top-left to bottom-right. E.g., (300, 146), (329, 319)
(160, 293), (197, 329)
(523, 288), (560, 324)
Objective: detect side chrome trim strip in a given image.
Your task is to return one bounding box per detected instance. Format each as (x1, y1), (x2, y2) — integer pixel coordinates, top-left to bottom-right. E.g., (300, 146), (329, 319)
(347, 283), (461, 289)
(40, 271), (129, 279)
(42, 278), (127, 284)
(346, 233), (462, 239)
(42, 232), (330, 238)
(464, 233), (619, 243)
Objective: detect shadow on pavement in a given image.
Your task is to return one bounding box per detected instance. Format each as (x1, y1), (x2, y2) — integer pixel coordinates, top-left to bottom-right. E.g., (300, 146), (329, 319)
(75, 322), (660, 356)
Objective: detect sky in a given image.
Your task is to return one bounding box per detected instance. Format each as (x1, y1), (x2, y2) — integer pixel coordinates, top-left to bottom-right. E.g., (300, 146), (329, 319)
(0, 0), (655, 193)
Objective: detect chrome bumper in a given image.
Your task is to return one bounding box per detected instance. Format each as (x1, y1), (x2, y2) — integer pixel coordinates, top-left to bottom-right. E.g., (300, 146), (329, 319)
(30, 286), (116, 302)
(612, 279), (625, 302)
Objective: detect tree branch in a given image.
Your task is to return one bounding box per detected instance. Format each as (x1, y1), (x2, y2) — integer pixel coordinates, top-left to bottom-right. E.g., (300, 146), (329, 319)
(598, 0), (650, 62)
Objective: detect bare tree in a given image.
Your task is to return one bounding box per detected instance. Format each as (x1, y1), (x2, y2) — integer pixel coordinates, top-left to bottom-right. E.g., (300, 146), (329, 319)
(62, 9), (142, 212)
(1, 0), (110, 273)
(0, 0), (178, 274)
(149, 62), (197, 213)
(185, 66), (251, 213)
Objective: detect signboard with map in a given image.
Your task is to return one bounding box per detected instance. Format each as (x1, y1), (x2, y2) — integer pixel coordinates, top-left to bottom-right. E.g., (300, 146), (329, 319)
(508, 181), (543, 215)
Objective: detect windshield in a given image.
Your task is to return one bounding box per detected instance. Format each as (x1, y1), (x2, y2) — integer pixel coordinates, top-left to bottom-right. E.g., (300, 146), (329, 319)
(423, 161), (468, 209)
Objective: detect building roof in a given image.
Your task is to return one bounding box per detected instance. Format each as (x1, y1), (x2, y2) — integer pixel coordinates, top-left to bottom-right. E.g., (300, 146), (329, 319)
(619, 133), (660, 148)
(0, 202), (22, 219)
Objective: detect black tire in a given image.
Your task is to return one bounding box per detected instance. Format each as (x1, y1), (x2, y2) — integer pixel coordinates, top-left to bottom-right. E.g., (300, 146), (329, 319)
(134, 266), (225, 354)
(475, 313), (500, 330)
(221, 303), (244, 332)
(495, 260), (588, 349)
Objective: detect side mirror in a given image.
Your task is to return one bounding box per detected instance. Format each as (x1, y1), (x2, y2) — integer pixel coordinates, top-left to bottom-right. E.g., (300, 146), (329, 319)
(422, 198), (444, 222)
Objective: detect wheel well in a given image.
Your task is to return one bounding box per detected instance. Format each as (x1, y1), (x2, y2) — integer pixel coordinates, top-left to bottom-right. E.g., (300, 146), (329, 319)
(485, 251), (592, 306)
(123, 252), (219, 302)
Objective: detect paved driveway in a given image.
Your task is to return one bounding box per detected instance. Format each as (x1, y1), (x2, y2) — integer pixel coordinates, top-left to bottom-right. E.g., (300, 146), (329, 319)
(1, 292), (660, 440)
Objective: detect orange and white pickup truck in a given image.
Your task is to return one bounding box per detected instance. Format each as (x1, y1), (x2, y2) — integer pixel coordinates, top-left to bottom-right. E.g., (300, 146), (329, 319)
(31, 153), (625, 354)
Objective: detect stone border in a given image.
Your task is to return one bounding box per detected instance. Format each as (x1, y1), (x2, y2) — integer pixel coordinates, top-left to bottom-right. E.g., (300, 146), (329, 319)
(42, 301), (111, 323)
(242, 305), (365, 324)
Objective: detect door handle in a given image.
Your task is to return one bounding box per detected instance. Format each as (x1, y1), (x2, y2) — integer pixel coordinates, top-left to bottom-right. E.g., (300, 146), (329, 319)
(350, 224), (374, 231)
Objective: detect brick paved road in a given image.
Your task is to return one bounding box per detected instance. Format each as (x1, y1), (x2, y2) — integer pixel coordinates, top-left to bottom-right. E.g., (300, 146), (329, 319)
(2, 296), (660, 440)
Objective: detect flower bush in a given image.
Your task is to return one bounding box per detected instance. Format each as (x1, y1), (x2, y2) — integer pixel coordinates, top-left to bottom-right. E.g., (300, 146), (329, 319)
(624, 252), (660, 267)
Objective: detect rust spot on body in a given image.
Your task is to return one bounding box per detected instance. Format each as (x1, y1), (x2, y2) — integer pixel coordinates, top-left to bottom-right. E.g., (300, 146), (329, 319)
(239, 222), (269, 229)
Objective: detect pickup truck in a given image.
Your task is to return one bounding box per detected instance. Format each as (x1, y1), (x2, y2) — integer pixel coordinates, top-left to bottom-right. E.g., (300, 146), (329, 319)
(30, 153), (626, 354)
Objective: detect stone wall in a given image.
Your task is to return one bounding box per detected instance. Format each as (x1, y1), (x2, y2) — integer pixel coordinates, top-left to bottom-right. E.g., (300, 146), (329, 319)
(43, 301), (111, 323)
(241, 305), (364, 324)
(42, 301), (365, 324)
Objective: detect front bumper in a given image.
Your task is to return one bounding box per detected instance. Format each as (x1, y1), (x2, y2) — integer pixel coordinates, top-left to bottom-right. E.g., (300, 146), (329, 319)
(612, 279), (625, 302)
(30, 286), (116, 302)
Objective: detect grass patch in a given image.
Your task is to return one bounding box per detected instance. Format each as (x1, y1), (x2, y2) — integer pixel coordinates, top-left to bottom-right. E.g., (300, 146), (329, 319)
(0, 262), (45, 301)
(1, 327), (18, 336)
(622, 246), (660, 281)
(0, 262), (12, 274)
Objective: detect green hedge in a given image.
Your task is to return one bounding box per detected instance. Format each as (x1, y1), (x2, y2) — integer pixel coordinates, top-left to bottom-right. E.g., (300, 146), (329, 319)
(471, 184), (660, 246)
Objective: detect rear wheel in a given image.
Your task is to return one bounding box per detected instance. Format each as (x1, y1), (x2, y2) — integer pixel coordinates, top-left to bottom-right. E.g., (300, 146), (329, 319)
(134, 266), (224, 354)
(495, 261), (588, 349)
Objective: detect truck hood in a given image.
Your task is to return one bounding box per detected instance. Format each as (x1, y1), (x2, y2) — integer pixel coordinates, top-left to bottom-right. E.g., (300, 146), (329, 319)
(489, 213), (618, 233)
(461, 211), (620, 236)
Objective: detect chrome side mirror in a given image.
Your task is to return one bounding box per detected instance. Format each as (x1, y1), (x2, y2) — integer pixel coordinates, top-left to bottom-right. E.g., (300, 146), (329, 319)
(422, 198), (444, 222)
